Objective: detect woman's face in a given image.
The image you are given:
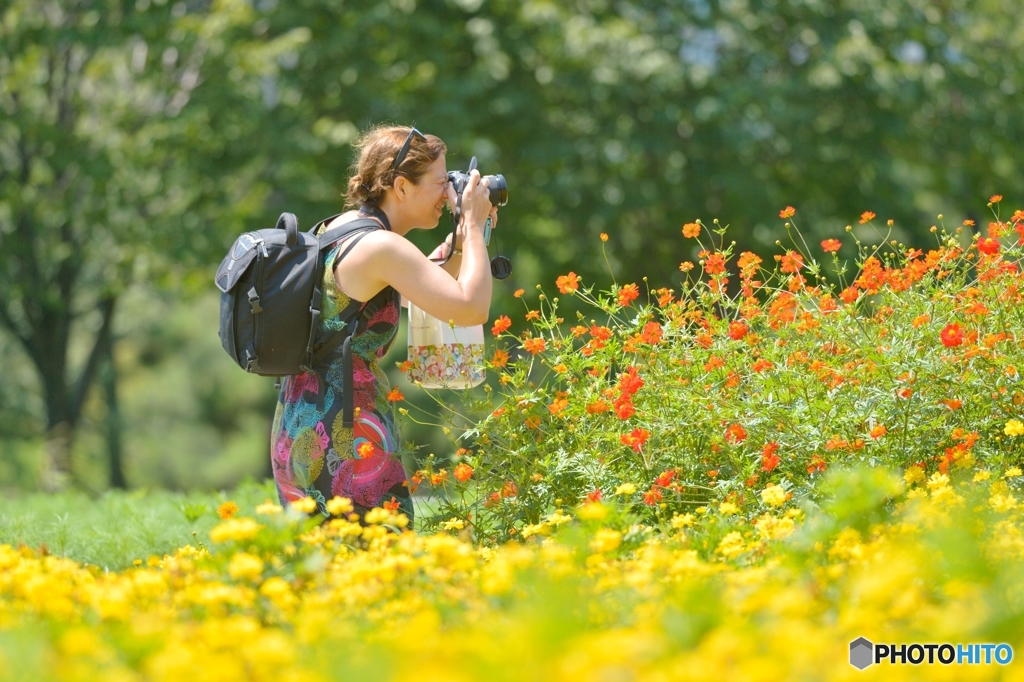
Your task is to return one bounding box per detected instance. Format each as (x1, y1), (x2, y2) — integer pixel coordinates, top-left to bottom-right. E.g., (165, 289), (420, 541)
(404, 155), (450, 229)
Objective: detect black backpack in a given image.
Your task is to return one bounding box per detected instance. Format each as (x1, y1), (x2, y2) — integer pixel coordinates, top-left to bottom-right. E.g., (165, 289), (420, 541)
(215, 210), (393, 426)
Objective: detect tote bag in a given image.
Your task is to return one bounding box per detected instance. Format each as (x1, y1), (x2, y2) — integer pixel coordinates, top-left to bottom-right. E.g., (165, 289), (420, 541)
(406, 303), (485, 389)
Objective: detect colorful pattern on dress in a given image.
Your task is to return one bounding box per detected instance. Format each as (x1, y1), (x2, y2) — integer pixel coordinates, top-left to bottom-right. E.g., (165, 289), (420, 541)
(270, 224), (410, 521)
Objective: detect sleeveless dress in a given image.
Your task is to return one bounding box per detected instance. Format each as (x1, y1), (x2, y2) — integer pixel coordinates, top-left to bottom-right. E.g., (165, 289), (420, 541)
(269, 221), (412, 521)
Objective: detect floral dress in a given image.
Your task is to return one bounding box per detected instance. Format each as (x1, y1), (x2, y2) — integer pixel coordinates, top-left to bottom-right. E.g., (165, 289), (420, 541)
(269, 225), (411, 520)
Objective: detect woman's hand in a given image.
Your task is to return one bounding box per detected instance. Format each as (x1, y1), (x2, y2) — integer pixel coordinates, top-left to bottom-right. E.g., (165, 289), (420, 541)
(446, 171), (494, 250)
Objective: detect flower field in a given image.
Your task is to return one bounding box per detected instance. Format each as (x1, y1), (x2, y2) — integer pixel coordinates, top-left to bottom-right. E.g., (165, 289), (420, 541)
(5, 203), (1024, 679)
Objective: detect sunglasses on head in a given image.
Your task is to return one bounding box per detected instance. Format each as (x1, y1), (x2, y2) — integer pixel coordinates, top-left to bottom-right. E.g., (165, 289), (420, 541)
(392, 127), (427, 171)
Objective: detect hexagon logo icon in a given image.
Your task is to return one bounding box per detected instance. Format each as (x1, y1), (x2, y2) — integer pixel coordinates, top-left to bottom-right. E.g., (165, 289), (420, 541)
(850, 637), (874, 670)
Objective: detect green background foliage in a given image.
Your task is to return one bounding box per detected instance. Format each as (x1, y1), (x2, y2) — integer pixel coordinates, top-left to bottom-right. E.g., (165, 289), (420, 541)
(2, 0), (1023, 493)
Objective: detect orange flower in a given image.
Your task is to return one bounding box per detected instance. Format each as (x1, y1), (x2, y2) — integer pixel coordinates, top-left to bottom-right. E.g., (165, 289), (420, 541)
(548, 398), (569, 415)
(358, 442), (376, 459)
(618, 283), (640, 306)
(453, 462), (474, 483)
(502, 481), (518, 497)
(821, 239), (841, 253)
(643, 487), (663, 506)
(704, 252), (727, 275)
(724, 423), (748, 444)
(586, 399), (609, 414)
(492, 315), (512, 335)
(522, 337), (546, 355)
(586, 488), (603, 503)
(382, 496), (401, 512)
(655, 468), (676, 487)
(398, 360), (414, 373)
(940, 323), (964, 348)
(839, 286), (860, 304)
(513, 288), (525, 298)
(679, 261), (694, 272)
(430, 469), (449, 486)
(990, 194), (1003, 203)
(728, 320), (748, 341)
(682, 222), (701, 238)
(491, 348), (509, 368)
(977, 237), (1001, 256)
(600, 233), (609, 242)
(859, 211), (876, 224)
(640, 321), (663, 345)
(620, 427), (650, 453)
(912, 314), (930, 328)
(943, 399), (962, 411)
(217, 501), (239, 520)
(807, 454), (827, 473)
(525, 310), (541, 321)
(779, 206), (796, 219)
(524, 415), (541, 429)
(869, 424), (887, 439)
(618, 366), (645, 396)
(556, 271), (581, 294)
(761, 442), (780, 472)
(614, 394), (636, 420)
(386, 387), (404, 402)
(777, 250), (804, 274)
(751, 359), (774, 373)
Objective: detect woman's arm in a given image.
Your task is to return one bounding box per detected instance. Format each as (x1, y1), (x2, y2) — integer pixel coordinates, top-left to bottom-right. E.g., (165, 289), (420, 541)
(429, 206), (498, 279)
(338, 171), (495, 326)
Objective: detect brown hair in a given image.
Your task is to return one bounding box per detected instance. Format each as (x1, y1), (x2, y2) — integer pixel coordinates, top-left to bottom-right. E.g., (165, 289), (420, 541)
(345, 125), (447, 208)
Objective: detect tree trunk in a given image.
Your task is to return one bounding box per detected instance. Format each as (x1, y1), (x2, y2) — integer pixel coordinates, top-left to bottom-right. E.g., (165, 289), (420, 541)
(103, 336), (127, 489)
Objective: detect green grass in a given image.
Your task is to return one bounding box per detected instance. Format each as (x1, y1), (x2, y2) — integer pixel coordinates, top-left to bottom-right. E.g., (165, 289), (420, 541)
(0, 479), (277, 570)
(0, 480), (444, 571)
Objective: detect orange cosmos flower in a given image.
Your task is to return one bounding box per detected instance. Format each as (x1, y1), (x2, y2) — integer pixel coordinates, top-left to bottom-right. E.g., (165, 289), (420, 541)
(586, 399), (609, 414)
(382, 497), (401, 512)
(492, 315), (512, 335)
(807, 454), (827, 473)
(940, 323), (964, 348)
(491, 348), (509, 368)
(453, 462), (474, 483)
(682, 222), (701, 238)
(643, 487), (663, 505)
(524, 416), (541, 429)
(777, 250), (804, 274)
(724, 423), (748, 444)
(761, 442), (781, 472)
(398, 360), (414, 373)
(548, 398), (569, 415)
(728, 320), (748, 341)
(513, 288), (525, 298)
(990, 194), (1003, 203)
(525, 310), (541, 321)
(655, 468), (676, 487)
(943, 399), (962, 410)
(522, 337), (546, 354)
(618, 366), (645, 395)
(977, 237), (1001, 256)
(752, 359), (774, 373)
(556, 272), (580, 294)
(821, 239), (842, 253)
(859, 211), (876, 224)
(870, 424), (887, 439)
(386, 387), (404, 402)
(614, 395), (636, 420)
(620, 427), (650, 452)
(618, 283), (640, 306)
(779, 206), (796, 219)
(217, 501), (239, 520)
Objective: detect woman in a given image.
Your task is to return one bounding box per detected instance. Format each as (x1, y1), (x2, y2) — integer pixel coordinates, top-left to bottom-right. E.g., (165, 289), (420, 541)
(269, 125), (496, 523)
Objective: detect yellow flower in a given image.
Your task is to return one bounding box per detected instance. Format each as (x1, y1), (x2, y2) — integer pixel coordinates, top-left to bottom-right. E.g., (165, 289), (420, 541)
(576, 502), (609, 521)
(441, 518), (465, 531)
(255, 500), (283, 515)
(671, 513), (695, 529)
(289, 497), (318, 514)
(589, 529), (622, 554)
(209, 518), (262, 544)
(759, 484), (787, 507)
(718, 502), (739, 515)
(715, 532), (746, 559)
(990, 494), (1019, 513)
(1004, 467), (1023, 478)
(1004, 420), (1024, 436)
(614, 483), (637, 495)
(227, 552), (264, 581)
(326, 496), (354, 516)
(974, 470), (992, 482)
(903, 466), (926, 485)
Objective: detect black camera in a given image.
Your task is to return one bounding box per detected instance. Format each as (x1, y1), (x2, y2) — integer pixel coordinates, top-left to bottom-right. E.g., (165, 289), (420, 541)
(447, 169), (508, 207)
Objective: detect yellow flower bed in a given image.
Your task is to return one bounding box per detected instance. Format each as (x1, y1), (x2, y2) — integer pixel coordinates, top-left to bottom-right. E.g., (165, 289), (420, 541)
(3, 471), (1024, 680)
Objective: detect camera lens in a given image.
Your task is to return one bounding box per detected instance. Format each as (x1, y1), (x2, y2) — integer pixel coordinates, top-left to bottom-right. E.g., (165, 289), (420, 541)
(484, 174), (508, 207)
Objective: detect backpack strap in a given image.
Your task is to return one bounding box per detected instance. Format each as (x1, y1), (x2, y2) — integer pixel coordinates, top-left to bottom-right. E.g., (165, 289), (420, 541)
(303, 215), (393, 417)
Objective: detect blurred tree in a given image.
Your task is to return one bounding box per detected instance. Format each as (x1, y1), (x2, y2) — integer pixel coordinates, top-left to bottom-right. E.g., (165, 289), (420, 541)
(0, 0), (298, 489)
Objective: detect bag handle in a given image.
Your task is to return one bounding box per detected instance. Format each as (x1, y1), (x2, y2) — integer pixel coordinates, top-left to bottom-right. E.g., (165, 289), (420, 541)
(277, 213), (299, 245)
